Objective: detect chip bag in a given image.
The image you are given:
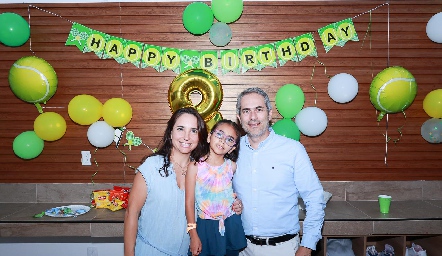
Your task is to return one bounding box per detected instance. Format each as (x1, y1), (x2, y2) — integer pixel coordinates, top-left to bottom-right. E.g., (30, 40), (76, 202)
(91, 186), (130, 211)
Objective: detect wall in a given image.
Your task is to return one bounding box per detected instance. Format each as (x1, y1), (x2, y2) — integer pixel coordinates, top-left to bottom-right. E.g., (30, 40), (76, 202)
(0, 1), (441, 183)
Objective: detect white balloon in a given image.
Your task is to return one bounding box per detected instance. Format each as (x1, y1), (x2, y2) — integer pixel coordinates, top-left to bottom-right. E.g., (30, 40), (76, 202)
(295, 107), (328, 137)
(328, 73), (358, 103)
(426, 12), (442, 43)
(87, 121), (115, 148)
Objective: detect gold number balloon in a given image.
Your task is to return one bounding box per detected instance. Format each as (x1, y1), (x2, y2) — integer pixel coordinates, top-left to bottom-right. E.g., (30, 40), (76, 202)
(169, 69), (223, 129)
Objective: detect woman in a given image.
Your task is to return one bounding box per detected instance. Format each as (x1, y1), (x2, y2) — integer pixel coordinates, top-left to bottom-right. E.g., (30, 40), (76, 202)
(124, 107), (242, 256)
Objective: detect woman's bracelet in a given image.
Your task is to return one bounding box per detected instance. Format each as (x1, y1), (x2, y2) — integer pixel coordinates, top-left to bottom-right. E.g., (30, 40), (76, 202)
(186, 223), (197, 233)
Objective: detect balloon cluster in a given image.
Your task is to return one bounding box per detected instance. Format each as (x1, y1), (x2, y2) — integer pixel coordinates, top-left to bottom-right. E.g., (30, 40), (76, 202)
(182, 0), (243, 47)
(0, 12), (30, 47)
(68, 95), (133, 148)
(272, 84), (328, 139)
(9, 56), (63, 160)
(421, 89), (442, 143)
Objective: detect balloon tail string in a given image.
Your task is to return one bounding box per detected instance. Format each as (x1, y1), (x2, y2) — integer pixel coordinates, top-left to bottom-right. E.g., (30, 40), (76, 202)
(384, 114), (388, 166)
(392, 111), (406, 144)
(91, 148), (99, 184)
(310, 64), (317, 106)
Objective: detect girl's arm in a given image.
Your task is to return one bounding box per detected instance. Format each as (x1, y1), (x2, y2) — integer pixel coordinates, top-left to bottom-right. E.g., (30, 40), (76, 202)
(185, 162), (202, 255)
(124, 172), (147, 256)
(231, 162), (243, 214)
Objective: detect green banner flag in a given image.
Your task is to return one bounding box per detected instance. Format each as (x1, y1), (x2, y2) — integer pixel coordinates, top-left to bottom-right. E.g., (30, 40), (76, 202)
(256, 43), (277, 70)
(180, 50), (201, 72)
(240, 46), (258, 73)
(102, 36), (124, 60)
(65, 23), (92, 52)
(318, 23), (339, 53)
(85, 30), (110, 58)
(293, 33), (317, 62)
(220, 49), (240, 74)
(141, 44), (162, 72)
(161, 47), (181, 74)
(335, 18), (359, 47)
(275, 38), (296, 66)
(122, 40), (144, 67)
(200, 50), (218, 75)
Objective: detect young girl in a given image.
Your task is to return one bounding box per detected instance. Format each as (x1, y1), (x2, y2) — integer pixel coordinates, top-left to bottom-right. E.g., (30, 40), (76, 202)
(185, 119), (247, 256)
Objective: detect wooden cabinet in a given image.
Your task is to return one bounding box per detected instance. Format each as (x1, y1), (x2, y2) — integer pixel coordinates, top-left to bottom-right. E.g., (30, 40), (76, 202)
(313, 235), (442, 256)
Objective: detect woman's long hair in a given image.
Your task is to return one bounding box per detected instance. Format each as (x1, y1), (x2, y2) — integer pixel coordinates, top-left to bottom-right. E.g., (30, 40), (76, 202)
(141, 107), (208, 177)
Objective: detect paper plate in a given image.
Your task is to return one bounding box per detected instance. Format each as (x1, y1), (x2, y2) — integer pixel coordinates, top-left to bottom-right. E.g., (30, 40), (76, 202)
(45, 205), (91, 218)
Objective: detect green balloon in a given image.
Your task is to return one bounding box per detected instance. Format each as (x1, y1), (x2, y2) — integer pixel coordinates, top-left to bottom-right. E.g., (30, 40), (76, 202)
(13, 131), (44, 159)
(0, 12), (30, 47)
(212, 0), (243, 23)
(182, 2), (214, 35)
(275, 84), (305, 119)
(272, 119), (300, 141)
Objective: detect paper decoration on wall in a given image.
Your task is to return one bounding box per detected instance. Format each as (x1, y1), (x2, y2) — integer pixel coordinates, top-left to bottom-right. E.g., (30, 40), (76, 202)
(318, 18), (359, 53)
(240, 46), (258, 73)
(220, 49), (240, 74)
(256, 43), (277, 70)
(141, 44), (162, 71)
(66, 17), (358, 74)
(294, 33), (318, 61)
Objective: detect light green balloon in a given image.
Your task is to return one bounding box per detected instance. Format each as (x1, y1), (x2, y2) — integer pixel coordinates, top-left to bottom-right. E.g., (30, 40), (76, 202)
(275, 84), (305, 119)
(182, 2), (213, 35)
(0, 12), (30, 47)
(272, 119), (300, 141)
(212, 0), (243, 23)
(13, 131), (44, 159)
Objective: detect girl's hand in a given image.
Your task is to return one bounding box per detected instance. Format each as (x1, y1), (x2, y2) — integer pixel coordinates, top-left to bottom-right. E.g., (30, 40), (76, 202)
(232, 193), (243, 214)
(190, 235), (202, 256)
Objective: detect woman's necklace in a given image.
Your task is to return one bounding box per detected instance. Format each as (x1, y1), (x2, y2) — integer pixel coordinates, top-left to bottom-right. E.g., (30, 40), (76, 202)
(171, 156), (190, 176)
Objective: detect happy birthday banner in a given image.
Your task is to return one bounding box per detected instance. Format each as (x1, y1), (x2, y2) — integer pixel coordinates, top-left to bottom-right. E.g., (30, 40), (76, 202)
(65, 18), (359, 75)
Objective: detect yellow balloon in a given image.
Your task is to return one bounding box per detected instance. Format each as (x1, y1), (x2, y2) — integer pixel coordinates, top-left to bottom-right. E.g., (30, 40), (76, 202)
(68, 95), (103, 125)
(34, 112), (67, 141)
(423, 89), (442, 118)
(168, 69), (223, 121)
(102, 98), (133, 127)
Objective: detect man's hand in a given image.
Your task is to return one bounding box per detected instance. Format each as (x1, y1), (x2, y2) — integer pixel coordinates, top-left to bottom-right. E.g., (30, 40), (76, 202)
(295, 246), (312, 256)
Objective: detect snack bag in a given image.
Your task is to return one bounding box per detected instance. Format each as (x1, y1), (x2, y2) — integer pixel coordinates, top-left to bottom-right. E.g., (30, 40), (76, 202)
(91, 186), (130, 211)
(91, 190), (111, 209)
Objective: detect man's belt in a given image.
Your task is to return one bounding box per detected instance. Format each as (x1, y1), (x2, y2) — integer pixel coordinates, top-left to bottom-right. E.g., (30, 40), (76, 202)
(245, 233), (298, 246)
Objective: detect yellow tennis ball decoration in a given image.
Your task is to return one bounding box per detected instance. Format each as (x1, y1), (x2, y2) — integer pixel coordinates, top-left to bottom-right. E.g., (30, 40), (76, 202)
(369, 66), (417, 121)
(8, 56), (58, 103)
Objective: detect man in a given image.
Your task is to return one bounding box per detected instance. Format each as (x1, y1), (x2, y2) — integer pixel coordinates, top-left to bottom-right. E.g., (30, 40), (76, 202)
(233, 87), (325, 256)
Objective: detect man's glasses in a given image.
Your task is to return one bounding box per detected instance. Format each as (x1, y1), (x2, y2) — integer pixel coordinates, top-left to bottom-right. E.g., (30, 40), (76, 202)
(212, 130), (237, 147)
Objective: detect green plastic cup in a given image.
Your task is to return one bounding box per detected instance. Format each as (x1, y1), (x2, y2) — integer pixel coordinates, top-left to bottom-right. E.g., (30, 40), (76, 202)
(378, 195), (392, 214)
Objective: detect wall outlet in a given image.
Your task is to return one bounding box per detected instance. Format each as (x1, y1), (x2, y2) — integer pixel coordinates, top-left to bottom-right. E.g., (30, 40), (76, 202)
(81, 151), (92, 165)
(87, 247), (98, 256)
